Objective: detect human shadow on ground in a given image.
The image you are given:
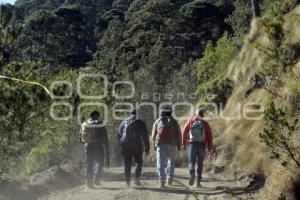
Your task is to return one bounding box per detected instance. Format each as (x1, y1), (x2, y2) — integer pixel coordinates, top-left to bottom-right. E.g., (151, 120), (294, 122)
(102, 171), (264, 196)
(134, 185), (260, 196)
(102, 172), (224, 182)
(102, 172), (159, 181)
(173, 175), (237, 183)
(133, 177), (263, 196)
(102, 172), (124, 181)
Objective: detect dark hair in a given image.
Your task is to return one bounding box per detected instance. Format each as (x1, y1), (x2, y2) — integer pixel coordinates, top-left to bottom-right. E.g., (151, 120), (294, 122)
(130, 108), (137, 115)
(161, 111), (172, 117)
(90, 110), (100, 119)
(196, 108), (205, 117)
(161, 105), (172, 117)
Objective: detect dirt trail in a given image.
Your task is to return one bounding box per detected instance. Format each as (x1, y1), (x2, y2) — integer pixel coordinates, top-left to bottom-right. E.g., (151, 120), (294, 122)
(39, 167), (258, 200)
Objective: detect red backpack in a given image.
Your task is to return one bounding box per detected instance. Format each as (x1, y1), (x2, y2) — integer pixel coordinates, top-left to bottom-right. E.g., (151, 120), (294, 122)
(156, 116), (175, 142)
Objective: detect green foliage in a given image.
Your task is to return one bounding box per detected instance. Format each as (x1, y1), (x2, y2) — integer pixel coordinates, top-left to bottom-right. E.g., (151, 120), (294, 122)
(260, 102), (300, 169)
(0, 61), (53, 173)
(0, 62), (50, 133)
(262, 0), (287, 35)
(25, 130), (67, 174)
(0, 65), (82, 174)
(198, 77), (233, 106)
(0, 5), (21, 65)
(92, 0), (232, 84)
(225, 0), (252, 38)
(0, 0), (257, 177)
(197, 33), (236, 84)
(258, 0), (295, 76)
(261, 0), (287, 53)
(13, 7), (96, 69)
(15, 0), (65, 13)
(196, 33), (236, 106)
(51, 82), (72, 97)
(167, 60), (198, 101)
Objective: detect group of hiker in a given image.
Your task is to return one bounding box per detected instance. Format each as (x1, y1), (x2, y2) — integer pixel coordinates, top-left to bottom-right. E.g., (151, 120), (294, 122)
(80, 105), (213, 189)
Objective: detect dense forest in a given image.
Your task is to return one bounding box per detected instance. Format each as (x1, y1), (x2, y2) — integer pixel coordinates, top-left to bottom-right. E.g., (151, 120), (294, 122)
(0, 0), (300, 199)
(0, 0), (253, 173)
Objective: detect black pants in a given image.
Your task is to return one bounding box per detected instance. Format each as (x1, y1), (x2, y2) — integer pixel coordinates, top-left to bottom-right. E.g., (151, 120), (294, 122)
(85, 143), (104, 183)
(121, 147), (143, 183)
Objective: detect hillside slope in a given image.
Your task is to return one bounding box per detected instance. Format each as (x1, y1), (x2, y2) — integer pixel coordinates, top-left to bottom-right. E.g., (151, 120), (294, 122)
(1, 1), (299, 200)
(212, 5), (300, 200)
(7, 6), (300, 200)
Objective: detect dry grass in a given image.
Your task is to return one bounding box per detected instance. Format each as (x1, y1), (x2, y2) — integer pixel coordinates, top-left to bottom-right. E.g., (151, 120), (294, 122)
(144, 7), (300, 198)
(258, 164), (300, 200)
(196, 5), (300, 199)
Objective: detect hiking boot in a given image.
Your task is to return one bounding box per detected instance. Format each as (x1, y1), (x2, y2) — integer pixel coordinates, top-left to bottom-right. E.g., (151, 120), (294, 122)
(126, 180), (131, 188)
(197, 177), (202, 188)
(94, 179), (101, 186)
(167, 179), (173, 186)
(197, 180), (202, 188)
(160, 182), (166, 188)
(86, 180), (94, 189)
(189, 170), (195, 186)
(135, 178), (142, 186)
(197, 169), (202, 188)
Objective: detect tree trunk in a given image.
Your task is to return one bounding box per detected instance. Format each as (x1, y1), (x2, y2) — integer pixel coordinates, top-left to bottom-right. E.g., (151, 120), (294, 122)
(251, 0), (261, 17)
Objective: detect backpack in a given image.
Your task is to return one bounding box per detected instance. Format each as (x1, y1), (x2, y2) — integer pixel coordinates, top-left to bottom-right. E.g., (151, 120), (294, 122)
(189, 120), (205, 142)
(120, 117), (137, 145)
(156, 116), (174, 142)
(81, 120), (100, 143)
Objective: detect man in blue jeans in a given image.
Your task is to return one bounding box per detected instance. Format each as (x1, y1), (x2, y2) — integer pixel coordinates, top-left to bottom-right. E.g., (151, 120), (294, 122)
(151, 106), (181, 188)
(182, 109), (213, 187)
(118, 109), (150, 187)
(80, 111), (110, 188)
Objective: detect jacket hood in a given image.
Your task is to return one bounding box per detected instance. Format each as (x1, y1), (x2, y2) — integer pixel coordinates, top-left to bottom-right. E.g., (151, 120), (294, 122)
(127, 115), (137, 120)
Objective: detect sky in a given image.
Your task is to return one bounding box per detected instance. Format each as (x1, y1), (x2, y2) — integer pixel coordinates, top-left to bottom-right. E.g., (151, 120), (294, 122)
(0, 0), (16, 5)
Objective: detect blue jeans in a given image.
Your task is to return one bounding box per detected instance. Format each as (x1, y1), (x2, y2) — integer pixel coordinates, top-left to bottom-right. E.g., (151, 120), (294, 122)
(156, 143), (176, 183)
(188, 143), (206, 178)
(85, 143), (104, 183)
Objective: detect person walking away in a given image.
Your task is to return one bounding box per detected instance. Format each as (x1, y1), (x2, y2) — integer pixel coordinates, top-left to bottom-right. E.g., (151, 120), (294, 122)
(80, 110), (110, 188)
(151, 106), (181, 188)
(118, 109), (150, 188)
(182, 109), (213, 188)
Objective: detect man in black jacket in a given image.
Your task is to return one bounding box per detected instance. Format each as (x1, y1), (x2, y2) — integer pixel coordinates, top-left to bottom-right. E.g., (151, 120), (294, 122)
(118, 108), (150, 187)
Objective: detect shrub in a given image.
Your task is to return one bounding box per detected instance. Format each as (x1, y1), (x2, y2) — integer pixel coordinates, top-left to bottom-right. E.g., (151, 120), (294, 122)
(260, 102), (300, 169)
(225, 0), (252, 38)
(197, 32), (236, 85)
(196, 32), (236, 107)
(258, 0), (296, 75)
(25, 131), (67, 174)
(197, 77), (233, 107)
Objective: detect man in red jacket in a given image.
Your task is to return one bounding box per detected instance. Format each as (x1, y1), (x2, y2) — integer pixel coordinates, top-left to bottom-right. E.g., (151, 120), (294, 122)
(182, 108), (213, 187)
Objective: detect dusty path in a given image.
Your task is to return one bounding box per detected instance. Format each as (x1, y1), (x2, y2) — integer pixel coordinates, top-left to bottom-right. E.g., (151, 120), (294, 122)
(39, 168), (258, 200)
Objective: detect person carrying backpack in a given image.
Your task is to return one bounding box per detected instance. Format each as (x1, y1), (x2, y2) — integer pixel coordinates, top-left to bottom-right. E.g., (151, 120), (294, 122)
(80, 110), (110, 188)
(182, 108), (213, 188)
(151, 105), (181, 188)
(118, 108), (150, 188)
